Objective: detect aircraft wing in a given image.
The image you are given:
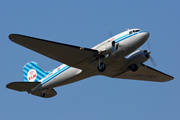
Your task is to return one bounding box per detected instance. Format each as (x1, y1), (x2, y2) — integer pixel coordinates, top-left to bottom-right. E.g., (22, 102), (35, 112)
(9, 34), (98, 68)
(113, 64), (174, 82)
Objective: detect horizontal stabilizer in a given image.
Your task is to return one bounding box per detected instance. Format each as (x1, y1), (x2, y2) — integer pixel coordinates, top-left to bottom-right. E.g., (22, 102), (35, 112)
(6, 82), (41, 91)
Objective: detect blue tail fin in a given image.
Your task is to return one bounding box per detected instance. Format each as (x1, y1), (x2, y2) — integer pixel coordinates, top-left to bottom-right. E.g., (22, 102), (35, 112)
(23, 61), (49, 82)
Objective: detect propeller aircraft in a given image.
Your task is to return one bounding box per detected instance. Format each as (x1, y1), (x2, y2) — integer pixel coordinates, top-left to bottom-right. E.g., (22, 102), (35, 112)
(6, 29), (174, 98)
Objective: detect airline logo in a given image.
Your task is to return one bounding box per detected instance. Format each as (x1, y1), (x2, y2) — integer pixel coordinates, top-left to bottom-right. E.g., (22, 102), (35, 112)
(27, 69), (37, 82)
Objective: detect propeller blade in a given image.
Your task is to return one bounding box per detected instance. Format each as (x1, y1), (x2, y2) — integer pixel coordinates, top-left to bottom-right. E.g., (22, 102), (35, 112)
(147, 41), (151, 52)
(149, 55), (157, 67)
(108, 31), (113, 37)
(118, 44), (126, 51)
(111, 46), (117, 56)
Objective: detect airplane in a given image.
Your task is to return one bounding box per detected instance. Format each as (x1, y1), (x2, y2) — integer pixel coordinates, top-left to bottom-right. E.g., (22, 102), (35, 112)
(6, 28), (174, 98)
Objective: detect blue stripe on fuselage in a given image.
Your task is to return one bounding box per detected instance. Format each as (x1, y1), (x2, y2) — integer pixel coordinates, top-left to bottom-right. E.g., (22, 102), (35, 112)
(114, 31), (142, 43)
(37, 65), (70, 88)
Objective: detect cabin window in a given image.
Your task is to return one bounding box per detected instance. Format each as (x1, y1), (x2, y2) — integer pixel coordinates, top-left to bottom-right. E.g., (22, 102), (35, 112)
(129, 31), (133, 34)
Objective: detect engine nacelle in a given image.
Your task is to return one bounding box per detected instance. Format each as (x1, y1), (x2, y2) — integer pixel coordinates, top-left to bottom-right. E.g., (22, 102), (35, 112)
(96, 41), (118, 56)
(127, 50), (149, 65)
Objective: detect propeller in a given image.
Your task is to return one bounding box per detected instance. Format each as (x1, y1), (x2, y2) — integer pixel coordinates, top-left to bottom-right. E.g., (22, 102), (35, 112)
(117, 43), (126, 51)
(111, 41), (127, 56)
(108, 31), (126, 56)
(108, 31), (113, 37)
(110, 41), (118, 56)
(143, 42), (157, 67)
(149, 55), (157, 67)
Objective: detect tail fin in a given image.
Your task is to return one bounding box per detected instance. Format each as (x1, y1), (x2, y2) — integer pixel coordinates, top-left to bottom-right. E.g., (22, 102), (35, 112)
(23, 61), (49, 82)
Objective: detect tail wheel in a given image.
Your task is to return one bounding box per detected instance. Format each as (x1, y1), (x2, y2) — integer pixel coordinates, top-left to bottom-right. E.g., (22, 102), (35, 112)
(97, 62), (106, 72)
(41, 89), (46, 97)
(129, 64), (138, 72)
(41, 92), (45, 97)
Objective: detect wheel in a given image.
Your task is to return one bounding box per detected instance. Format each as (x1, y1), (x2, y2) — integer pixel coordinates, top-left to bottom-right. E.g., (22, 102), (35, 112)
(129, 64), (138, 72)
(97, 62), (106, 72)
(41, 92), (45, 97)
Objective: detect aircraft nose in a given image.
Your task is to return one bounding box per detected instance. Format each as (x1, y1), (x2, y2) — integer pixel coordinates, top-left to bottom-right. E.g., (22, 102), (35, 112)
(143, 31), (149, 39)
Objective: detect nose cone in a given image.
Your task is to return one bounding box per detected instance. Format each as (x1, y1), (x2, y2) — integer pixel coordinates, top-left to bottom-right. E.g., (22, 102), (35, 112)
(136, 31), (150, 46)
(139, 31), (149, 43)
(143, 31), (150, 39)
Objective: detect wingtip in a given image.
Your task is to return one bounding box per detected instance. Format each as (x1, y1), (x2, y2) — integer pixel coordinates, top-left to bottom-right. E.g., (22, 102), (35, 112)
(6, 83), (10, 88)
(9, 34), (22, 41)
(170, 76), (174, 80)
(8, 34), (16, 41)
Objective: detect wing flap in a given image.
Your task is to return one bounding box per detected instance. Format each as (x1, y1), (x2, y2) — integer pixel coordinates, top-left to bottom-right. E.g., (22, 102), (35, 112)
(6, 82), (41, 91)
(9, 34), (98, 67)
(114, 64), (174, 82)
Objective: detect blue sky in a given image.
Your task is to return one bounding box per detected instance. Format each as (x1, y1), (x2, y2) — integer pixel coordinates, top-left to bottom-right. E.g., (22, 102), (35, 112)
(1, 0), (180, 120)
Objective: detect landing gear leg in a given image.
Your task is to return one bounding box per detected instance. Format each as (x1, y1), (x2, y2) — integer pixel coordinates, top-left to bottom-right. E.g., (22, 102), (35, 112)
(97, 57), (106, 72)
(41, 89), (46, 97)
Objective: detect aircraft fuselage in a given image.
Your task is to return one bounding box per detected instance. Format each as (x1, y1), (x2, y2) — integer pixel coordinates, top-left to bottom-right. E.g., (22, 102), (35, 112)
(31, 29), (149, 93)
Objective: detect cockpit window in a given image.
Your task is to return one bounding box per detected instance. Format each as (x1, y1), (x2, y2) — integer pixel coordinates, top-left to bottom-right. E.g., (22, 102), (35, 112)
(129, 30), (140, 34)
(134, 30), (140, 32)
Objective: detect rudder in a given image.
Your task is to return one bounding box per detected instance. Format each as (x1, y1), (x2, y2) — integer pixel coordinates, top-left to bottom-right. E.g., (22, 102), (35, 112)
(23, 61), (49, 82)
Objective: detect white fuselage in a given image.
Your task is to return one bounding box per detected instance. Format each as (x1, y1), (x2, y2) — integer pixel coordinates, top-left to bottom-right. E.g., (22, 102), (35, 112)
(31, 29), (149, 93)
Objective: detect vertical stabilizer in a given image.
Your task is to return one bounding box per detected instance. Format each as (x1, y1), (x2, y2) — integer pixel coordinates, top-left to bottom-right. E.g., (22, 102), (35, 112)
(23, 61), (49, 82)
